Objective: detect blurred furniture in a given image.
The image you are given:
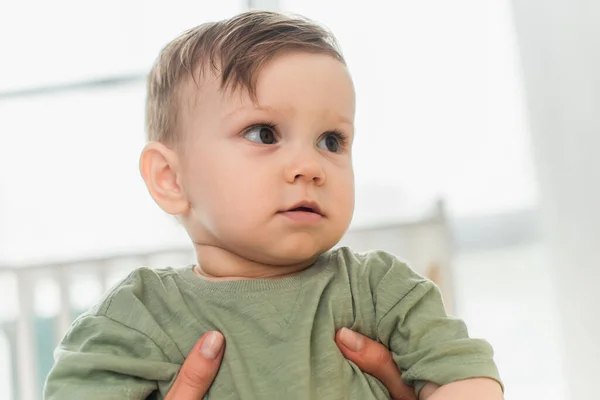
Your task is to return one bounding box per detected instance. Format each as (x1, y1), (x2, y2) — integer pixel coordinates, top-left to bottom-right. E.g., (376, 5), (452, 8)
(0, 199), (454, 400)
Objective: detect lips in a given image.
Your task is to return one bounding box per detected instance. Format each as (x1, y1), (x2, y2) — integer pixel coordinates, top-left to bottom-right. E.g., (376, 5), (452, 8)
(283, 201), (323, 216)
(278, 201), (325, 224)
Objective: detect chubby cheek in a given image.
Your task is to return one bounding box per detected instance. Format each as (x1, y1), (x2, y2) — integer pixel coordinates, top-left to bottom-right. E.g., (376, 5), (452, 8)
(332, 170), (355, 226)
(337, 187), (355, 232)
(188, 155), (274, 229)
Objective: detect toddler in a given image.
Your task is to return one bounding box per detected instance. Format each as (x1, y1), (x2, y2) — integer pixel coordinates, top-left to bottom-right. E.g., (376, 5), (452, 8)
(45, 10), (502, 400)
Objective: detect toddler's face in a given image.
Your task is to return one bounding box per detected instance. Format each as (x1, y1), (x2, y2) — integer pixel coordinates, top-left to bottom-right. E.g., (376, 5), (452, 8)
(178, 52), (355, 266)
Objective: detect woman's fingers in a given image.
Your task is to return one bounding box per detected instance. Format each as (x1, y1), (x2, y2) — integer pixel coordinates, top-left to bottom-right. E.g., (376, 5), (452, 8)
(335, 328), (417, 400)
(165, 328), (414, 400)
(164, 331), (225, 400)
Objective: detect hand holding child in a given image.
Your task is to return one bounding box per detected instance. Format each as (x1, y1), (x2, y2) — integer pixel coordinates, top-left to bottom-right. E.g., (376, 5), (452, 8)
(165, 332), (225, 400)
(166, 329), (416, 400)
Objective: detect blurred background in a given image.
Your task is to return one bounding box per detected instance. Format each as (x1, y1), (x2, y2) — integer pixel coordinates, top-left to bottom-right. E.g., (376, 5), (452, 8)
(1, 0), (598, 399)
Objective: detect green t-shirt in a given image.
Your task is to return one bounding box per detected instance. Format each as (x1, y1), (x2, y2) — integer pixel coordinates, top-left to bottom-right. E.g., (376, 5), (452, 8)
(44, 247), (501, 399)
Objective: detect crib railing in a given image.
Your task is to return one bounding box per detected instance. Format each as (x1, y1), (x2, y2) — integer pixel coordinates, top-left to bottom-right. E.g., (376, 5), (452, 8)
(1, 248), (197, 400)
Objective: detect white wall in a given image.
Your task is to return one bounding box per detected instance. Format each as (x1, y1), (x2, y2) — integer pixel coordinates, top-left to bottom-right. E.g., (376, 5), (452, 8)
(0, 0), (245, 92)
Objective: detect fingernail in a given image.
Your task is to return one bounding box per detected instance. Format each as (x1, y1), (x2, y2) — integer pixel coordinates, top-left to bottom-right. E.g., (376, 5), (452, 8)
(200, 331), (224, 360)
(339, 327), (364, 352)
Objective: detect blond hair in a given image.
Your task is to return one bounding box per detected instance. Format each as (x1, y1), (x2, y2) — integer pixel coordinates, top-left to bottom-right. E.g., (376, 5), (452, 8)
(145, 10), (345, 145)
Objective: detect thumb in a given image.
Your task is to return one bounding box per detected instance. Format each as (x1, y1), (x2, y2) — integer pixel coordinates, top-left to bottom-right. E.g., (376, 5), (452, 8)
(335, 328), (416, 400)
(165, 331), (225, 400)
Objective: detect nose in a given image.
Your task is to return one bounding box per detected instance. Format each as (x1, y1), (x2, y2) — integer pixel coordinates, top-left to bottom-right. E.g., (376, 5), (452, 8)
(284, 150), (326, 186)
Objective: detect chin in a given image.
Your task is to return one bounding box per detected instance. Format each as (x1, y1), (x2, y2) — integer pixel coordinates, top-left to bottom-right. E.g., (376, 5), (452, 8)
(269, 237), (335, 264)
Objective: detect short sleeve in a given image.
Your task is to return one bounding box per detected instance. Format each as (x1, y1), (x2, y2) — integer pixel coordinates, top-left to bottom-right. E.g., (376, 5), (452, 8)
(44, 314), (180, 400)
(370, 252), (502, 396)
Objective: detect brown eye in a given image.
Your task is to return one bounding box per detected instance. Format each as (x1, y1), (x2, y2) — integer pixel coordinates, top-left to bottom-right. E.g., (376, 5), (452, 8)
(244, 125), (277, 144)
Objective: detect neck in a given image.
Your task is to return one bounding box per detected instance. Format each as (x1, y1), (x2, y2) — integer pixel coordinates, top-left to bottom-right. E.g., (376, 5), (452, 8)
(192, 244), (319, 281)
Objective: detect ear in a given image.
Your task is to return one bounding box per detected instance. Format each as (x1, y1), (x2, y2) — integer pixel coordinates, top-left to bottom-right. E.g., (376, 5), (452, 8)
(139, 141), (189, 215)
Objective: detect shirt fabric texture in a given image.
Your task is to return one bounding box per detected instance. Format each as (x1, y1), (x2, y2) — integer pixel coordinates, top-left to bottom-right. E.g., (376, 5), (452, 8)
(44, 247), (501, 399)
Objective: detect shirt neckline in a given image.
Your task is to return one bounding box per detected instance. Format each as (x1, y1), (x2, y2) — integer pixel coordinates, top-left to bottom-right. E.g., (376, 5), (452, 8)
(176, 249), (335, 295)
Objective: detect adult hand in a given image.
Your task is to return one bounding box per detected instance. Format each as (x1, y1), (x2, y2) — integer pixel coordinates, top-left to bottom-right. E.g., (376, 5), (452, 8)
(164, 331), (225, 400)
(165, 329), (416, 400)
(335, 328), (417, 400)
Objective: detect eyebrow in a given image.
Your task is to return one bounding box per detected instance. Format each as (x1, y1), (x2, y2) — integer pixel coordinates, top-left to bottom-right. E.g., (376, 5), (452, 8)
(222, 104), (353, 126)
(221, 104), (281, 120)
